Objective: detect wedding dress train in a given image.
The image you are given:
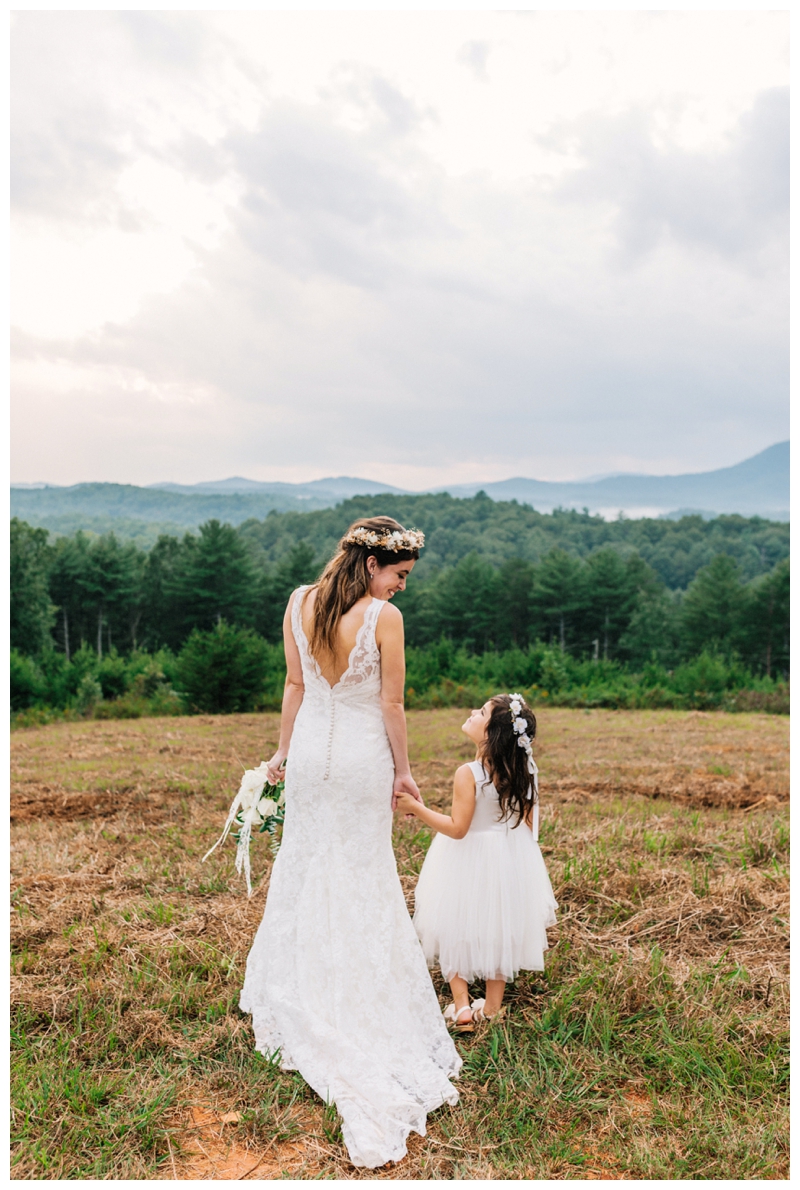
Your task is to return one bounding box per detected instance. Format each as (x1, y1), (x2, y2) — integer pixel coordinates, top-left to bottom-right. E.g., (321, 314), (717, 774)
(239, 587), (461, 1168)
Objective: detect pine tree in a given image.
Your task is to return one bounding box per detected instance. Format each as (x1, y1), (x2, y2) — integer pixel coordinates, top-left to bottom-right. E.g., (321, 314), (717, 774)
(740, 558), (789, 677)
(49, 533), (93, 659)
(10, 519), (55, 654)
(255, 542), (318, 642)
(433, 553), (500, 651)
(580, 548), (631, 659)
(176, 620), (269, 713)
(139, 534), (192, 651)
(532, 549), (583, 652)
(681, 555), (746, 658)
(619, 589), (681, 668)
(580, 549), (662, 660)
(77, 535), (143, 657)
(170, 520), (260, 634)
(494, 558), (536, 649)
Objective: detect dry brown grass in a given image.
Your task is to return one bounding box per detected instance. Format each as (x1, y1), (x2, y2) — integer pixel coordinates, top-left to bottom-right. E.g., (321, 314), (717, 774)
(11, 708), (789, 1179)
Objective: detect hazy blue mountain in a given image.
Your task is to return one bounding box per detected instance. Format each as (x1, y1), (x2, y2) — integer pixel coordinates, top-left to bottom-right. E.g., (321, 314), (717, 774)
(10, 442), (789, 542)
(435, 442), (789, 520)
(149, 475), (406, 498)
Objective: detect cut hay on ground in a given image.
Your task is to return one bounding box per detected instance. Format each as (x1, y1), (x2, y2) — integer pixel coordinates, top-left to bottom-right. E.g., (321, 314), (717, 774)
(11, 708), (789, 1179)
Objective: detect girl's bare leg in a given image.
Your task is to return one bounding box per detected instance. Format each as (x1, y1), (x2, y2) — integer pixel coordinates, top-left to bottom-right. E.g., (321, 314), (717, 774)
(449, 975), (471, 1014)
(484, 979), (506, 1016)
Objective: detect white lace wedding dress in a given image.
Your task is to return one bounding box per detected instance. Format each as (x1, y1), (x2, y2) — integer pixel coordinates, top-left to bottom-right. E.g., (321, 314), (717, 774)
(239, 587), (461, 1168)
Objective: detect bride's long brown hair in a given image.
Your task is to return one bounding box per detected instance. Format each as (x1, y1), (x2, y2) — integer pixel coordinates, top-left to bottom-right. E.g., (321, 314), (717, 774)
(305, 516), (420, 660)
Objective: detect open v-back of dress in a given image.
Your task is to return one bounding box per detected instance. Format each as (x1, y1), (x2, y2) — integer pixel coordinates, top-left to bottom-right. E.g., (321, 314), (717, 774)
(239, 587), (461, 1168)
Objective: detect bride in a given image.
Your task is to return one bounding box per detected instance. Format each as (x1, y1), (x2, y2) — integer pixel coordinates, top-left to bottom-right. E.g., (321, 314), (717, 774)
(239, 516), (461, 1168)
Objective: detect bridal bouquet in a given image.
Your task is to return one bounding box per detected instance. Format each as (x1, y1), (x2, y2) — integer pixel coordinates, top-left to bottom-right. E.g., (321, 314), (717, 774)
(202, 761), (286, 896)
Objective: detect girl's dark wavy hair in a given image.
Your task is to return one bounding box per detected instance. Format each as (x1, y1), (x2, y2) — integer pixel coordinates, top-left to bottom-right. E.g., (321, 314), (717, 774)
(479, 694), (538, 829)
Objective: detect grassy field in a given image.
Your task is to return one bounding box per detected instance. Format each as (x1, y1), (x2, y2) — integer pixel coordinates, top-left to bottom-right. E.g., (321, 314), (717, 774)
(11, 708), (789, 1179)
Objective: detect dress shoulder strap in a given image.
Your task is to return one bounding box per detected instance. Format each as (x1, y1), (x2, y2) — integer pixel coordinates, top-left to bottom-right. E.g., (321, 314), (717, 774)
(468, 760), (491, 788)
(355, 597), (386, 661)
(290, 586), (311, 649)
(365, 596), (385, 634)
(337, 597), (384, 688)
(469, 760), (540, 839)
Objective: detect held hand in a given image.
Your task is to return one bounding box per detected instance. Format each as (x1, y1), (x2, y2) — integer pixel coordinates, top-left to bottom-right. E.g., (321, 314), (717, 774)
(265, 753), (287, 787)
(391, 772), (422, 811)
(394, 790), (421, 817)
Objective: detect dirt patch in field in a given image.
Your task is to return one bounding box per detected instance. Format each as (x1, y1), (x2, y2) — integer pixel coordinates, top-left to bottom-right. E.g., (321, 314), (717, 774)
(170, 1102), (315, 1180)
(166, 1099), (434, 1180)
(10, 782), (195, 824)
(548, 776), (786, 812)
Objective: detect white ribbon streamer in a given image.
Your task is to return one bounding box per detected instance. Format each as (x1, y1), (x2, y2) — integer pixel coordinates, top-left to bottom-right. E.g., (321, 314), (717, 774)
(202, 762), (276, 897)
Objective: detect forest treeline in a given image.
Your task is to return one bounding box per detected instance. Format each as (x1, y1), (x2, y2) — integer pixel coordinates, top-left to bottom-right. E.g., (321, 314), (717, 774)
(10, 494), (789, 720)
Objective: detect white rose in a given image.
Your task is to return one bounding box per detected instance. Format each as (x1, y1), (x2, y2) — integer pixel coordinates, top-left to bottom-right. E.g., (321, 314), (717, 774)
(517, 734), (530, 749)
(513, 716), (527, 733)
(238, 768), (267, 807)
(257, 796), (277, 820)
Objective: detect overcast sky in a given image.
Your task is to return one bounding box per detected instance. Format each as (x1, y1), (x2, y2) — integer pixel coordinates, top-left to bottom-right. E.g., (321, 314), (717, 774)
(11, 11), (788, 488)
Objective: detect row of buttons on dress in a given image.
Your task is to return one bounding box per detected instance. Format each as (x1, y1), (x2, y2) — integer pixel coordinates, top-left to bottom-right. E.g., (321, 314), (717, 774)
(323, 701), (335, 781)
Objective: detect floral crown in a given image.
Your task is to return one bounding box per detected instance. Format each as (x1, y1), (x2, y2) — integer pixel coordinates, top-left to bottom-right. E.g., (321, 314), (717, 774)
(507, 692), (538, 798)
(343, 526), (425, 553)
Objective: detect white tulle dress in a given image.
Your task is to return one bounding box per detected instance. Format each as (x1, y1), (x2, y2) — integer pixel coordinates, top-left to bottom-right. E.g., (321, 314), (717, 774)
(239, 588), (461, 1169)
(413, 760), (558, 983)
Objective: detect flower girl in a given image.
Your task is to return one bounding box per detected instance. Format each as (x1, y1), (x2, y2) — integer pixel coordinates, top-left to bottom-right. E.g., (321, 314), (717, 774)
(394, 694), (557, 1030)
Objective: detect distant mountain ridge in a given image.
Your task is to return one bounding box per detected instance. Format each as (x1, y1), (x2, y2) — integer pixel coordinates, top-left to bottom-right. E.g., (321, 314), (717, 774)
(435, 441), (789, 519)
(10, 442), (789, 543)
(149, 475), (406, 499)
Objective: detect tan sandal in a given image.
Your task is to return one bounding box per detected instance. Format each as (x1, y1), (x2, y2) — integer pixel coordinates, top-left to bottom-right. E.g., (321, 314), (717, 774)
(443, 1003), (476, 1033)
(470, 998), (506, 1025)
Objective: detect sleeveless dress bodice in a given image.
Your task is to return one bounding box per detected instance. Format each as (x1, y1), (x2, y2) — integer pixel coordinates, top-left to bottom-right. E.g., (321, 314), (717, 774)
(239, 587), (461, 1168)
(468, 760), (540, 838)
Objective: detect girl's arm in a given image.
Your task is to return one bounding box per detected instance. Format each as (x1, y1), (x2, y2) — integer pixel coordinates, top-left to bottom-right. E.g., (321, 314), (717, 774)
(376, 603), (421, 801)
(265, 591), (305, 783)
(395, 765), (477, 839)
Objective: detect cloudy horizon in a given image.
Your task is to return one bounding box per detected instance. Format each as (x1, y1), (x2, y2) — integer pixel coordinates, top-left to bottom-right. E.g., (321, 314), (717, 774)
(11, 11), (788, 489)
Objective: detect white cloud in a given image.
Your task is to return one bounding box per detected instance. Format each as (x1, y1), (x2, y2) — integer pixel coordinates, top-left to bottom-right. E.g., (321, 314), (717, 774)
(10, 10), (789, 487)
(557, 87), (788, 261)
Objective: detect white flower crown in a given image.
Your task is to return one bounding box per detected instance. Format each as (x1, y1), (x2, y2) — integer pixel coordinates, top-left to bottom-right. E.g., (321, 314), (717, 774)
(343, 526), (425, 552)
(508, 692), (538, 799)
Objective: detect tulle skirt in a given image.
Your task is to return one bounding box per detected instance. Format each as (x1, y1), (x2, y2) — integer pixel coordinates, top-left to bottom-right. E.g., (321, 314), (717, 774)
(413, 826), (558, 983)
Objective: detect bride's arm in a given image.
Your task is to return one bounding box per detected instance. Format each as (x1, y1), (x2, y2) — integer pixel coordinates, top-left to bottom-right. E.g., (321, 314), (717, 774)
(377, 603), (421, 803)
(266, 591), (305, 784)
